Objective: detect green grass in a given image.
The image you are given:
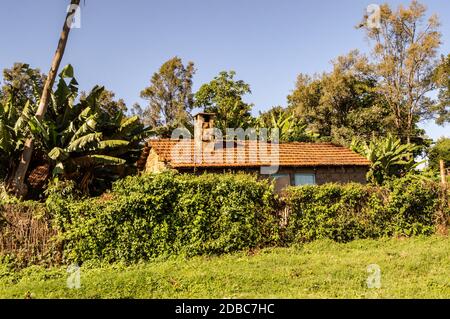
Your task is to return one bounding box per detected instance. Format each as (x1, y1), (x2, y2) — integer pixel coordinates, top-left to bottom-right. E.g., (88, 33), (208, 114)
(1, 236), (449, 299)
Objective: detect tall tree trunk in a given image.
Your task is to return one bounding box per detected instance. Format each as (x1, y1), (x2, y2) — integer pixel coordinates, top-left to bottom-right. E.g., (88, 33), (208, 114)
(9, 0), (81, 197)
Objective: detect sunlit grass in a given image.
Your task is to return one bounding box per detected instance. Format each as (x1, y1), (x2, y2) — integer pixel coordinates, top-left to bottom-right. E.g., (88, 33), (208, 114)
(0, 235), (448, 299)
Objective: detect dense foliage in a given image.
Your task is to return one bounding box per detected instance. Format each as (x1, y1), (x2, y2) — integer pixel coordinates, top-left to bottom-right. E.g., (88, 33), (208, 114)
(428, 137), (450, 171)
(46, 172), (280, 263)
(2, 172), (448, 267)
(287, 51), (392, 145)
(284, 176), (448, 243)
(139, 56), (195, 129)
(194, 71), (254, 132)
(36, 66), (148, 195)
(351, 134), (421, 184)
(0, 64), (43, 181)
(0, 64), (149, 196)
(257, 107), (319, 142)
(40, 172), (448, 264)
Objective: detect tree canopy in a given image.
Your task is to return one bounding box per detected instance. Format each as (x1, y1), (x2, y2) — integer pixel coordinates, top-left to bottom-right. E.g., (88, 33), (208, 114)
(433, 54), (450, 125)
(140, 57), (195, 128)
(288, 51), (391, 145)
(194, 71), (254, 133)
(1, 63), (45, 112)
(359, 0), (442, 144)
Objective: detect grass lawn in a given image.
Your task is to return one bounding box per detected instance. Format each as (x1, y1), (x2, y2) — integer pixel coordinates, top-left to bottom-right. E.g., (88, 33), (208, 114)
(0, 236), (449, 299)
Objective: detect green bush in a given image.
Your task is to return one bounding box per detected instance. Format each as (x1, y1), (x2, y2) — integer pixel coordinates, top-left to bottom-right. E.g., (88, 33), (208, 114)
(47, 172), (280, 263)
(385, 175), (444, 236)
(284, 176), (448, 243)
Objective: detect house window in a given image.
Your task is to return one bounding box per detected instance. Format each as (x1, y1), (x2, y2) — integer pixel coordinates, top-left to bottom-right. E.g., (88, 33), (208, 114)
(270, 173), (291, 192)
(294, 173), (316, 186)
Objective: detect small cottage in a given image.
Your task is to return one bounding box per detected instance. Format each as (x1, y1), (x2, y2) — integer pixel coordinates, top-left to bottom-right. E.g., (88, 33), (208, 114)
(137, 113), (370, 192)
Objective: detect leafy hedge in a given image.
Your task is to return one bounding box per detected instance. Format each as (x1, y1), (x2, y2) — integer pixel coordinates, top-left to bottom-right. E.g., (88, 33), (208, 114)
(284, 175), (448, 243)
(47, 172), (280, 263)
(2, 172), (448, 266)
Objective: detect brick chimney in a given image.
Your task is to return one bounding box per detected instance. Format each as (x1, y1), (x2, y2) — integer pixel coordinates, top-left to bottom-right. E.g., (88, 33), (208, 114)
(194, 112), (216, 163)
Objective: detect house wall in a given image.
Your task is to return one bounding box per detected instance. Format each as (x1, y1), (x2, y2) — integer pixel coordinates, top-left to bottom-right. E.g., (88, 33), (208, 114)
(264, 166), (367, 192)
(144, 147), (368, 190)
(176, 166), (368, 192)
(315, 166), (368, 184)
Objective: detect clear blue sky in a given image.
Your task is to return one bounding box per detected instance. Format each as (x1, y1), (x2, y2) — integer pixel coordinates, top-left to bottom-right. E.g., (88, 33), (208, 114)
(0, 0), (448, 140)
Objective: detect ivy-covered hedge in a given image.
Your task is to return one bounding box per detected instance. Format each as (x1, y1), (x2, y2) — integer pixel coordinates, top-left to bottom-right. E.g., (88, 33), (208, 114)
(47, 172), (280, 263)
(3, 173), (448, 266)
(284, 175), (448, 243)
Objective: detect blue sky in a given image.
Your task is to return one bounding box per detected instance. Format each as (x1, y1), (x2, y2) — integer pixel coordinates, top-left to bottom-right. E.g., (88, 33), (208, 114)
(0, 0), (448, 139)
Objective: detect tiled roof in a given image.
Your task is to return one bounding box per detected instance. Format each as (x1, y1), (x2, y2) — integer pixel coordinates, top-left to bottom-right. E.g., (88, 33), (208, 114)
(137, 139), (371, 170)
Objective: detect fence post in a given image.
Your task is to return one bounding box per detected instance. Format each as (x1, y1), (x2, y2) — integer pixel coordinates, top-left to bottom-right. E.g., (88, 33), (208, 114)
(439, 160), (447, 186)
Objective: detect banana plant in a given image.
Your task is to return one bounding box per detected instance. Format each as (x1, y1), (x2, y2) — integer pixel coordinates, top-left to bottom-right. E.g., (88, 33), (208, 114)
(351, 134), (422, 184)
(25, 65), (151, 195)
(0, 96), (37, 182)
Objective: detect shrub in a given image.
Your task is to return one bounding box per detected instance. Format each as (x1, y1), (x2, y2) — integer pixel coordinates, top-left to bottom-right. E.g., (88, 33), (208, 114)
(284, 183), (382, 242)
(384, 175), (445, 236)
(47, 172), (280, 263)
(284, 176), (448, 243)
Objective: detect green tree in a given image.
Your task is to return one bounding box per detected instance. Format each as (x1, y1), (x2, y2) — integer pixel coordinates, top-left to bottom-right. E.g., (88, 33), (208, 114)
(257, 106), (285, 128)
(433, 54), (450, 125)
(288, 50), (391, 145)
(359, 0), (442, 144)
(428, 137), (450, 170)
(140, 57), (195, 128)
(1, 63), (45, 108)
(194, 71), (254, 132)
(0, 63), (44, 184)
(2, 64), (149, 196)
(84, 88), (127, 116)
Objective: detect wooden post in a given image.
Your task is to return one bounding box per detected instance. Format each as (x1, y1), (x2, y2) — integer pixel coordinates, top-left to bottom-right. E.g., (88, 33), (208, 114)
(440, 160), (447, 185)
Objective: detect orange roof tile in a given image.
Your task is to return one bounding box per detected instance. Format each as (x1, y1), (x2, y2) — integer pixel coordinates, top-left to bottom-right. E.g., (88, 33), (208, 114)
(137, 139), (371, 170)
